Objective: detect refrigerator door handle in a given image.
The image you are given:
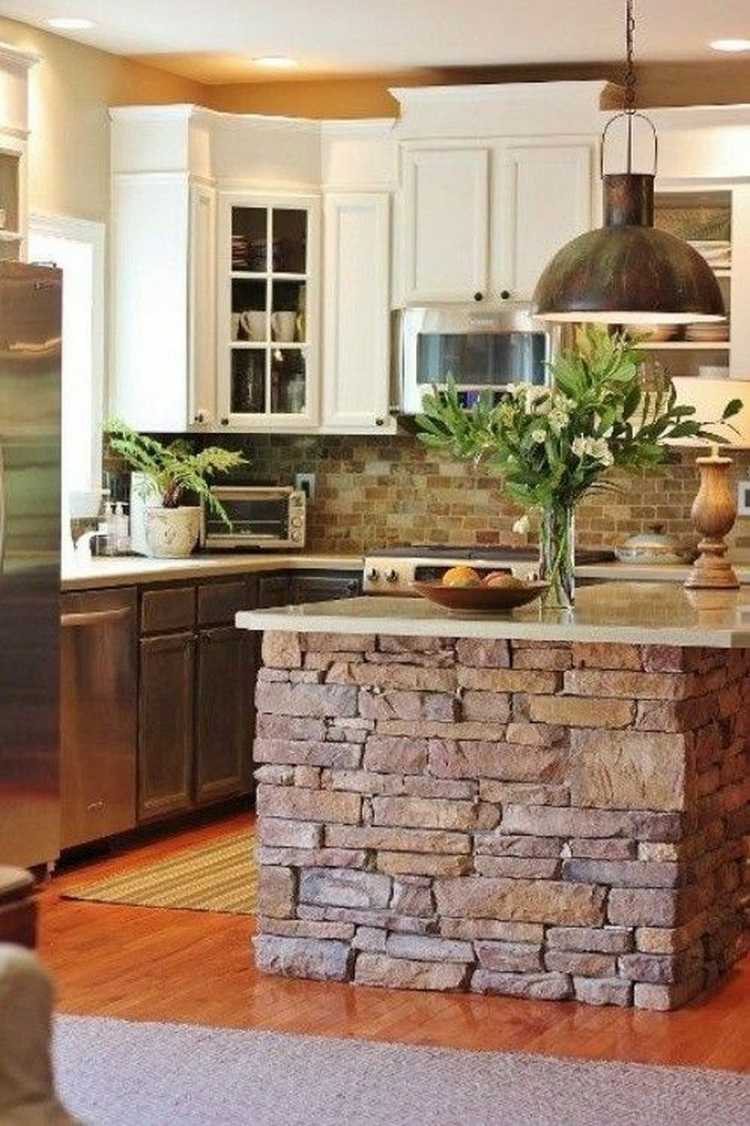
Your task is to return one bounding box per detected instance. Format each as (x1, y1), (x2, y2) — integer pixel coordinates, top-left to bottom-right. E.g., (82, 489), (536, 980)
(61, 607), (131, 629)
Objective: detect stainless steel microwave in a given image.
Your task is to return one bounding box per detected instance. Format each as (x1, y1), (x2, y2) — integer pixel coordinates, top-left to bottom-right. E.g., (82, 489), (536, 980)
(200, 486), (306, 550)
(396, 305), (549, 414)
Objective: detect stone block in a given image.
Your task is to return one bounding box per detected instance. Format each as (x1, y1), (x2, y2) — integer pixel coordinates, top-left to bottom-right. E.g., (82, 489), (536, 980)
(325, 824), (471, 854)
(618, 945), (703, 984)
(376, 720), (509, 741)
(570, 730), (687, 812)
(294, 766), (321, 789)
(545, 950), (617, 977)
(458, 668), (560, 694)
(401, 776), (476, 800)
(254, 739), (361, 770)
(254, 935), (351, 981)
(513, 648), (572, 671)
(474, 941), (543, 973)
(389, 880), (434, 916)
(528, 695), (634, 729)
(301, 632), (375, 652)
(372, 795), (498, 832)
(434, 877), (606, 926)
(440, 919), (544, 943)
(255, 681), (358, 718)
(571, 643), (642, 671)
(299, 867), (391, 910)
(573, 977), (632, 1007)
(257, 866), (295, 919)
(472, 970), (572, 1000)
(505, 722), (568, 746)
(546, 926), (633, 954)
(326, 770), (401, 795)
(259, 918), (354, 941)
(257, 784), (361, 825)
(258, 847), (367, 870)
(475, 833), (563, 859)
(377, 851), (472, 877)
(456, 638), (510, 668)
(254, 765), (294, 786)
(474, 856), (561, 879)
(354, 953), (468, 991)
(428, 741), (567, 783)
(461, 692), (512, 723)
(478, 781), (570, 806)
(352, 926), (386, 953)
(635, 917), (706, 954)
(259, 819), (323, 850)
(501, 804), (683, 841)
(379, 635), (449, 655)
(362, 735), (429, 773)
(633, 976), (705, 1010)
(563, 669), (688, 700)
(385, 934), (473, 962)
(561, 858), (682, 889)
(566, 838), (636, 860)
(635, 698), (716, 734)
(256, 714), (326, 741)
(608, 887), (699, 927)
(262, 631), (302, 668)
(359, 689), (458, 722)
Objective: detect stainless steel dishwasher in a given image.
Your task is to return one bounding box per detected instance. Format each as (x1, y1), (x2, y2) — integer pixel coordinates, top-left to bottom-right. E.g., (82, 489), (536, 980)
(60, 586), (138, 848)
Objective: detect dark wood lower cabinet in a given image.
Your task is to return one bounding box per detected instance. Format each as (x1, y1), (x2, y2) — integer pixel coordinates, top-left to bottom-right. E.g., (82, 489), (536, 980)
(194, 625), (251, 804)
(138, 631), (194, 821)
(290, 572), (362, 603)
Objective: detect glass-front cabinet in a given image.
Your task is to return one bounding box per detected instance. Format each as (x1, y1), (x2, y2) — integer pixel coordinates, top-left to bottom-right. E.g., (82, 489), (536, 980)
(217, 193), (320, 429)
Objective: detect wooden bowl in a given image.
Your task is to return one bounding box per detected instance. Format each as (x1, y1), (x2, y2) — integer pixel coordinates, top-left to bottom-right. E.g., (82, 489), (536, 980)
(411, 580), (549, 615)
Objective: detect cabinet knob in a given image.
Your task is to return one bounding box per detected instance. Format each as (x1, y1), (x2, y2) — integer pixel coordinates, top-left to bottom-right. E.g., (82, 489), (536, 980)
(474, 291), (484, 302)
(220, 417), (229, 426)
(500, 290), (511, 300)
(375, 417), (384, 427)
(194, 411), (205, 424)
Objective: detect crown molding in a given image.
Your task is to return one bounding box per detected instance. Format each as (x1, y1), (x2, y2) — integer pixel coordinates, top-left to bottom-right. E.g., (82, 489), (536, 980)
(0, 42), (40, 72)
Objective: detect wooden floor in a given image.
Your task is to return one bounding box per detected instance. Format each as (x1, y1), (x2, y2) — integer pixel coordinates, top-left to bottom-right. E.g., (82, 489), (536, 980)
(39, 813), (750, 1073)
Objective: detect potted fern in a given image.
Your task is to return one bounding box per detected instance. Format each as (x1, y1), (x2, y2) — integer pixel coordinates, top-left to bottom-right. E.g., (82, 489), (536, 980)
(107, 421), (248, 558)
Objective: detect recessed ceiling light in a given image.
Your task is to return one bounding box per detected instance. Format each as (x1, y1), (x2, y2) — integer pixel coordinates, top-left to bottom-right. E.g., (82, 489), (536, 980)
(252, 56), (298, 70)
(46, 17), (96, 30)
(709, 38), (750, 52)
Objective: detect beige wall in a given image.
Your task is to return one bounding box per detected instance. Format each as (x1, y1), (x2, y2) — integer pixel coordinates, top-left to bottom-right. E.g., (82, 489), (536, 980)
(208, 60), (750, 119)
(0, 17), (202, 223)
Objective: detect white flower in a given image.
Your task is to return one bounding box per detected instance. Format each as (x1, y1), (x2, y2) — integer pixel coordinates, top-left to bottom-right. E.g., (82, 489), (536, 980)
(572, 435), (613, 466)
(571, 435), (589, 458)
(513, 514), (531, 535)
(525, 386), (552, 414)
(530, 429), (546, 444)
(548, 408), (569, 435)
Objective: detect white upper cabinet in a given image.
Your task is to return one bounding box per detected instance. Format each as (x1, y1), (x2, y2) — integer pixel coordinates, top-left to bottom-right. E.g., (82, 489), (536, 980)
(401, 145), (490, 304)
(322, 192), (392, 431)
(496, 142), (594, 303)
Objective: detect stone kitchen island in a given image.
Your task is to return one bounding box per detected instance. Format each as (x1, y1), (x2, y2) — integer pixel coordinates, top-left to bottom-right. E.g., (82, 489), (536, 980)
(237, 583), (750, 1010)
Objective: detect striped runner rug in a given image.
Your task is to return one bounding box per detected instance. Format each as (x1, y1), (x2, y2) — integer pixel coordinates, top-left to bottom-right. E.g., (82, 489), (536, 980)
(62, 830), (258, 915)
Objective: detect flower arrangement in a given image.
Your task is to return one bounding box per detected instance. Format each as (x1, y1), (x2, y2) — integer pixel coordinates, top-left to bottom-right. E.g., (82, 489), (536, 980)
(416, 324), (742, 608)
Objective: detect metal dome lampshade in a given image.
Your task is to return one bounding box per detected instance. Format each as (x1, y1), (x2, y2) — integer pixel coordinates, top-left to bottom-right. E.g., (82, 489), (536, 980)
(533, 2), (725, 325)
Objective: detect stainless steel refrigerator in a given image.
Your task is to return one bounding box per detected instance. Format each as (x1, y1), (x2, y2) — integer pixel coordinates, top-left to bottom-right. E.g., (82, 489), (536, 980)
(0, 261), (61, 870)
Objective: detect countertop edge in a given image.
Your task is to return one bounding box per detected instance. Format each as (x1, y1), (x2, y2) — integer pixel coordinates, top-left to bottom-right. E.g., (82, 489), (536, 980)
(61, 553), (364, 591)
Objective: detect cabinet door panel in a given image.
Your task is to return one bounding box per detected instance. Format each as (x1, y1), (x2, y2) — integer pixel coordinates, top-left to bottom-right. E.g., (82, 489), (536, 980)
(197, 579), (252, 625)
(195, 626), (250, 803)
(188, 182), (217, 428)
(138, 632), (194, 821)
(402, 146), (489, 303)
(257, 573), (291, 608)
(322, 192), (392, 431)
(501, 143), (593, 302)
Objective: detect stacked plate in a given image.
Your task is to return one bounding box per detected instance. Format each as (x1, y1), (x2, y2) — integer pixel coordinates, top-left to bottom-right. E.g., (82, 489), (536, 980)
(630, 323), (680, 343)
(231, 235), (249, 270)
(685, 321), (730, 343)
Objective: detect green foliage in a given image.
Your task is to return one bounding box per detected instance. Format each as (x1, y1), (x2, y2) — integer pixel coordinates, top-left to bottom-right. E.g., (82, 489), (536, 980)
(106, 420), (248, 527)
(416, 324), (742, 516)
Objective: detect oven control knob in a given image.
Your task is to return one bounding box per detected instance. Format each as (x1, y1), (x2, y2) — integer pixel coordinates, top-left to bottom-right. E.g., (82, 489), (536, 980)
(366, 567), (380, 582)
(291, 517), (303, 527)
(384, 568), (399, 584)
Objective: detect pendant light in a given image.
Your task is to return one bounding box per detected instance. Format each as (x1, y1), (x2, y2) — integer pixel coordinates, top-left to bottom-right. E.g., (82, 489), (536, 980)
(533, 0), (725, 324)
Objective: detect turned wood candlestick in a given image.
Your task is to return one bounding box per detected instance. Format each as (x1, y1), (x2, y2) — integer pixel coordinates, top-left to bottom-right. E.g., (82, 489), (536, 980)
(684, 450), (739, 590)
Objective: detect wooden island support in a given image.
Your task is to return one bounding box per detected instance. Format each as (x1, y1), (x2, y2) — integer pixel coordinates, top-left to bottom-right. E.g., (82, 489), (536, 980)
(237, 584), (750, 1010)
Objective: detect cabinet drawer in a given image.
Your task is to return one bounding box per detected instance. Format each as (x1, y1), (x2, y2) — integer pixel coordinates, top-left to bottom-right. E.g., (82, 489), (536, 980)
(257, 573), (291, 608)
(141, 586), (196, 634)
(290, 573), (362, 603)
(197, 579), (250, 625)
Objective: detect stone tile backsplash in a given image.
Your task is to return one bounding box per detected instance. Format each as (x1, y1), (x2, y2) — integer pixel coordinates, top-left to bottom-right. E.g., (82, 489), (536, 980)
(178, 431), (750, 554)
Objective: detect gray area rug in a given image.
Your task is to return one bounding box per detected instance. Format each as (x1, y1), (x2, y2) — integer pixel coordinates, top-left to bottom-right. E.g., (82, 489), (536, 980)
(54, 1014), (750, 1126)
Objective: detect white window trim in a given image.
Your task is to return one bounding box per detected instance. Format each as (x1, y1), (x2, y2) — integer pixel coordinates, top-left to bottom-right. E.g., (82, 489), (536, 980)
(28, 211), (106, 491)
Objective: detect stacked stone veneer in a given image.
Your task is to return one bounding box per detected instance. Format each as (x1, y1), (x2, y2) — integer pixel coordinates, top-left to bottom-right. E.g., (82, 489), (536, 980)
(252, 631), (750, 1010)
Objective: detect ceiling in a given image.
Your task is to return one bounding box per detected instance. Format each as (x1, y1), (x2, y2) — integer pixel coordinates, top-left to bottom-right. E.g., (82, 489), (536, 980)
(2, 0), (750, 85)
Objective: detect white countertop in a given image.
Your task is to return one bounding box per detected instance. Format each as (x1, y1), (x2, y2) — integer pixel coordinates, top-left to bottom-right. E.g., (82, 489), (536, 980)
(61, 552), (363, 591)
(236, 582), (750, 648)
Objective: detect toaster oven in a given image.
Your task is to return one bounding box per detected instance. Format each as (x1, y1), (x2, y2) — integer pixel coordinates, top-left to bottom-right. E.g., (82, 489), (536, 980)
(200, 486), (306, 550)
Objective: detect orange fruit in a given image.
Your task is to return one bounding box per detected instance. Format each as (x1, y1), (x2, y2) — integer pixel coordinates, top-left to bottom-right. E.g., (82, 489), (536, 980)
(442, 565), (481, 588)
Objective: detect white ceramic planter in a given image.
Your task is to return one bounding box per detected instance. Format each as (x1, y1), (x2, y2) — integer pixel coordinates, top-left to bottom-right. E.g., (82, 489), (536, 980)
(144, 506), (201, 558)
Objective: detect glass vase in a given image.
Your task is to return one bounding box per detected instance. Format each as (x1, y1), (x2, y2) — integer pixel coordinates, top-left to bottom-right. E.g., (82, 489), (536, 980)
(539, 503), (576, 610)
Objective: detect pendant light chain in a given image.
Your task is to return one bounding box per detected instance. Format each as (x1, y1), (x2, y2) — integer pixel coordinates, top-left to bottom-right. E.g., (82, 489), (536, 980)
(623, 0), (637, 172)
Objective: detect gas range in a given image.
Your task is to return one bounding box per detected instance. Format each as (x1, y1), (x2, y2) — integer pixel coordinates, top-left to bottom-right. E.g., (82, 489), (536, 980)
(362, 545), (615, 595)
